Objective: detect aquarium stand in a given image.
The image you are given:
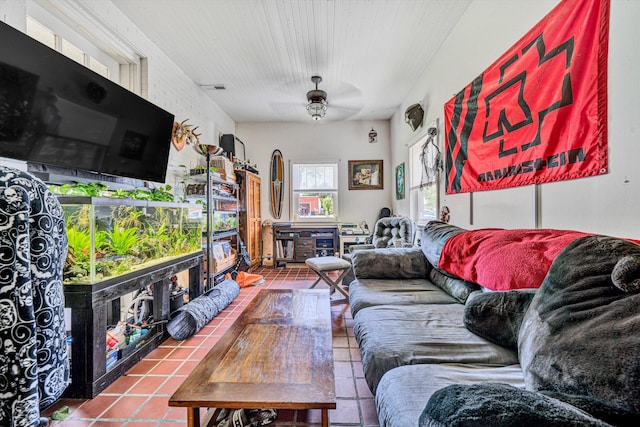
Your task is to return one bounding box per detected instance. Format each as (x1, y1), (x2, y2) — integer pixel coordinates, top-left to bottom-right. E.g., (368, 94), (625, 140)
(63, 251), (203, 398)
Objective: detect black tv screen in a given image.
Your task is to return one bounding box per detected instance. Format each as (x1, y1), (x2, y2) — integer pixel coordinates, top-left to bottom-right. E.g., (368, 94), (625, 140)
(0, 21), (174, 183)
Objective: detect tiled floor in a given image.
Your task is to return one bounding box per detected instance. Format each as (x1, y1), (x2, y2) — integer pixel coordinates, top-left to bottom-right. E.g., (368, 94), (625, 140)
(43, 266), (379, 426)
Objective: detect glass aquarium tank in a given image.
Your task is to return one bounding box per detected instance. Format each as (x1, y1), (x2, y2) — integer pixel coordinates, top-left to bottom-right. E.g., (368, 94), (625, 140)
(59, 197), (203, 284)
(211, 210), (237, 234)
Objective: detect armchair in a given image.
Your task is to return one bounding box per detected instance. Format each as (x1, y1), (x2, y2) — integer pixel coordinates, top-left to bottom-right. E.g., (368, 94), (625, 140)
(342, 216), (416, 286)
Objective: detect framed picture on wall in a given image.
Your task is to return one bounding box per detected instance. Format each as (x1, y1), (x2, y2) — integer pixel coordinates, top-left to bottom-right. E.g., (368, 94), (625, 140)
(348, 160), (383, 190)
(395, 162), (405, 200)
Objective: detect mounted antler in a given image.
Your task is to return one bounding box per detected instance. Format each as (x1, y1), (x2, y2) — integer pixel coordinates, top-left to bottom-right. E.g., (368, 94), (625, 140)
(172, 119), (205, 151)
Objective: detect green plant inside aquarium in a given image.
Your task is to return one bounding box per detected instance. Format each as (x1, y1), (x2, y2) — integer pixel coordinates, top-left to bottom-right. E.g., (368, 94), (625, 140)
(62, 201), (202, 284)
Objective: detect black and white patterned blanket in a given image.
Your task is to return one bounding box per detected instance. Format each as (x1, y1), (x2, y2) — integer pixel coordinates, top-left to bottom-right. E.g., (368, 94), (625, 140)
(0, 166), (69, 426)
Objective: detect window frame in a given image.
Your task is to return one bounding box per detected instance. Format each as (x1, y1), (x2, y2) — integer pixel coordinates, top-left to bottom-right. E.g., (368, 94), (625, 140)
(26, 1), (143, 93)
(409, 124), (441, 226)
(290, 161), (340, 223)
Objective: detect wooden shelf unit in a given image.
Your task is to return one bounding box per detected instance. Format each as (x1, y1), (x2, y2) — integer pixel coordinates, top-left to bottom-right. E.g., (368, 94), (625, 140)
(273, 224), (338, 265)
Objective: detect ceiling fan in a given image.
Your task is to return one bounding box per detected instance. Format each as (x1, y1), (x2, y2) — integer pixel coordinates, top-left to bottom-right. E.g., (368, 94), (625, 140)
(269, 75), (364, 121)
(306, 75), (328, 120)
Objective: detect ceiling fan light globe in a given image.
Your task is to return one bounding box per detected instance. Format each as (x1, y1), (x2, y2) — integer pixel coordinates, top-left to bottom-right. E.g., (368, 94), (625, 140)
(307, 99), (327, 120)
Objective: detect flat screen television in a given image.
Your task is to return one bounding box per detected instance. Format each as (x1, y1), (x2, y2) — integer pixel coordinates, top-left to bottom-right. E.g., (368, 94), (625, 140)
(0, 21), (174, 183)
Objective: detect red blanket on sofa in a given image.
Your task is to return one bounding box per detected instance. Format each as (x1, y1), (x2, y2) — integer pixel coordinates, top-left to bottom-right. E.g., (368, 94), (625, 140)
(438, 228), (589, 291)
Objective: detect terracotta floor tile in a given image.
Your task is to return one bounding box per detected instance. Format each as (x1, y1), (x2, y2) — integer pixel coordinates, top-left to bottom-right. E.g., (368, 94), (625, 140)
(329, 399), (361, 424)
(126, 359), (158, 375)
(352, 361), (365, 378)
(332, 336), (349, 348)
(155, 375), (187, 395)
(350, 347), (362, 360)
(148, 360), (182, 375)
(188, 347), (211, 360)
(100, 395), (148, 419)
(145, 346), (174, 360)
(101, 374), (141, 394)
(175, 360), (199, 375)
(71, 394), (119, 418)
(333, 347), (351, 361)
(334, 361), (353, 378)
(133, 395), (171, 420)
(164, 406), (188, 422)
(127, 375), (167, 394)
(335, 377), (357, 398)
(180, 335), (206, 346)
(168, 346), (196, 360)
(361, 398), (381, 426)
(356, 378), (375, 398)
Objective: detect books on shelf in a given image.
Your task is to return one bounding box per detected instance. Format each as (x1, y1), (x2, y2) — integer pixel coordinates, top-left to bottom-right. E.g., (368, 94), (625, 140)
(276, 239), (295, 259)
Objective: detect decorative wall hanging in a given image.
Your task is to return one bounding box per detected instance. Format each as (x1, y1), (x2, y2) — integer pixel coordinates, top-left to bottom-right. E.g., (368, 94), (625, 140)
(405, 103), (424, 131)
(420, 125), (441, 189)
(349, 160), (383, 190)
(368, 128), (378, 143)
(444, 0), (609, 194)
(270, 149), (284, 219)
(395, 162), (405, 200)
(171, 119), (203, 151)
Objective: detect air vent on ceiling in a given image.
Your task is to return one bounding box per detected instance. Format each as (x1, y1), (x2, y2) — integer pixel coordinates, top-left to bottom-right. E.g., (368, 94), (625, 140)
(199, 84), (226, 90)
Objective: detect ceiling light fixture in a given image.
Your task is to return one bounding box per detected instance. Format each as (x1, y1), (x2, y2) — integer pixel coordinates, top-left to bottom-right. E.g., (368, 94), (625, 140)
(306, 75), (327, 120)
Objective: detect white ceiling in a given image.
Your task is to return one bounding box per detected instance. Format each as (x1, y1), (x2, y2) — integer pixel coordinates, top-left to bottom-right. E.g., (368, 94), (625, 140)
(110, 0), (472, 123)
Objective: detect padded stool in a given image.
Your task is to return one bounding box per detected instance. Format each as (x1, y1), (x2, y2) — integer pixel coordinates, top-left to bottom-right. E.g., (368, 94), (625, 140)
(305, 256), (351, 304)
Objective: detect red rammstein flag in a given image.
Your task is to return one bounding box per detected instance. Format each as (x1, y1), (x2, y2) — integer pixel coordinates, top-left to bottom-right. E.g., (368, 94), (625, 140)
(444, 0), (609, 194)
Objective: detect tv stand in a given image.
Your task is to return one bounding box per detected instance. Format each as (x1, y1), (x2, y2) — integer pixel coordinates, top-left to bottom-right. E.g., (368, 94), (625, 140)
(273, 224), (338, 266)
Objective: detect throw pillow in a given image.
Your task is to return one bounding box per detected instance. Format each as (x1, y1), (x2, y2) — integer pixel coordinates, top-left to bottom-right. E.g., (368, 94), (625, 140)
(518, 235), (640, 425)
(463, 290), (535, 350)
(429, 268), (481, 304)
(420, 383), (611, 427)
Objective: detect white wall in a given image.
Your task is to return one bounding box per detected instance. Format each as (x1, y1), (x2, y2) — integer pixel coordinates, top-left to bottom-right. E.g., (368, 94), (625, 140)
(236, 120), (391, 229)
(391, 0), (640, 239)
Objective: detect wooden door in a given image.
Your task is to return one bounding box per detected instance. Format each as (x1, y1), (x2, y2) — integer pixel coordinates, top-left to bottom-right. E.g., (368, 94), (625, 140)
(247, 172), (262, 267)
(238, 171), (262, 269)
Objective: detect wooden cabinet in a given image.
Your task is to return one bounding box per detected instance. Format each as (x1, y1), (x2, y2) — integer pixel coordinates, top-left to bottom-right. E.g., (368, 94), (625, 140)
(236, 170), (262, 270)
(273, 224), (338, 266)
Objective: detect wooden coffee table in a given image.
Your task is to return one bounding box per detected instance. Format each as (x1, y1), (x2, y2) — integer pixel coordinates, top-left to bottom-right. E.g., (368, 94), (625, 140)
(169, 289), (336, 427)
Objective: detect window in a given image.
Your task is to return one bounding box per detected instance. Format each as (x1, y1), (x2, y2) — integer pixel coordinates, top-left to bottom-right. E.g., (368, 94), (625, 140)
(26, 16), (113, 80)
(291, 162), (339, 222)
(409, 131), (441, 225)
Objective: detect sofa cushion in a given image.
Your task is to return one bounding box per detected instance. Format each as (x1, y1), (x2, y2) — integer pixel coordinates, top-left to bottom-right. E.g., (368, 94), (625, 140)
(354, 304), (519, 393)
(518, 235), (640, 424)
(429, 268), (481, 303)
(463, 290), (535, 350)
(420, 220), (466, 269)
(420, 382), (612, 427)
(351, 247), (430, 280)
(349, 278), (457, 316)
(376, 363), (524, 427)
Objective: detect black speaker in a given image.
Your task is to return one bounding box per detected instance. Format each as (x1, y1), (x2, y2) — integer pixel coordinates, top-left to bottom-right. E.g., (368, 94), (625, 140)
(220, 134), (236, 156)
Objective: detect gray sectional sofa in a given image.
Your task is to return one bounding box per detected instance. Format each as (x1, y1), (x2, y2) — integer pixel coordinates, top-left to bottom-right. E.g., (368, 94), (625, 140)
(348, 221), (640, 426)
